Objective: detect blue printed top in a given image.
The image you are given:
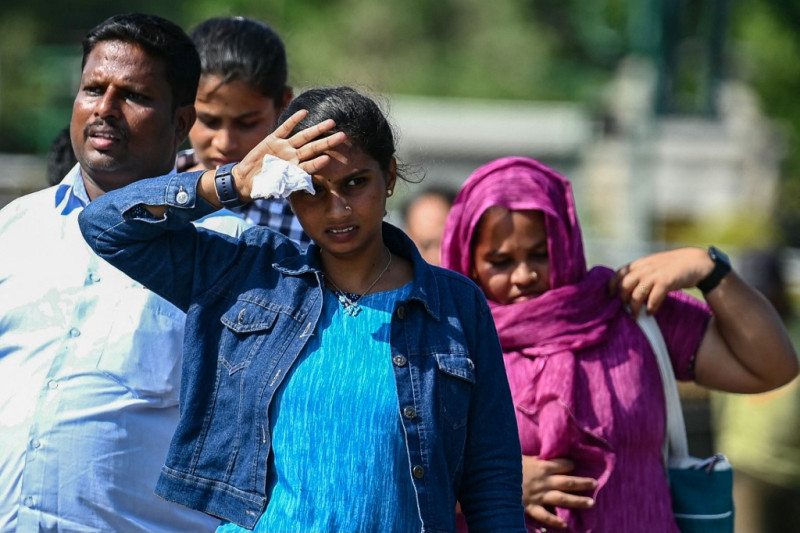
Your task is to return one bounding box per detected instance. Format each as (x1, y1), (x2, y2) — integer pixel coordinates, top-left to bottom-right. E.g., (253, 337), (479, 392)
(219, 283), (421, 532)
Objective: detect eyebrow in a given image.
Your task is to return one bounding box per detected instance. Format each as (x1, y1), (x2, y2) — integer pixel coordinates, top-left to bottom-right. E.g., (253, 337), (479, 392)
(485, 239), (548, 257)
(321, 168), (373, 182)
(196, 110), (262, 120)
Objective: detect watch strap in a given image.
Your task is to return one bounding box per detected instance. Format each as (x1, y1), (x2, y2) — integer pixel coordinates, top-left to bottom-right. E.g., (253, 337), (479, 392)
(214, 163), (243, 208)
(696, 246), (731, 294)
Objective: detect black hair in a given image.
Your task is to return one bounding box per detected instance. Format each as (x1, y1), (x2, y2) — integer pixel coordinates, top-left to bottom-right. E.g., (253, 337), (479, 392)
(46, 126), (77, 186)
(81, 13), (200, 109)
(281, 87), (405, 180)
(191, 16), (288, 104)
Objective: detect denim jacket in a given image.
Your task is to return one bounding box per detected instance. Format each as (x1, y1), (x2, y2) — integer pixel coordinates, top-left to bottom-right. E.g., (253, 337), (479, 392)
(79, 171), (524, 533)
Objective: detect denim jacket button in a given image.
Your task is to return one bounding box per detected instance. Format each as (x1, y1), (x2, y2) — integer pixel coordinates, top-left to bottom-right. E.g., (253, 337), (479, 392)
(396, 306), (406, 320)
(403, 406), (417, 419)
(412, 465), (425, 479)
(176, 190), (190, 205)
(392, 355), (408, 367)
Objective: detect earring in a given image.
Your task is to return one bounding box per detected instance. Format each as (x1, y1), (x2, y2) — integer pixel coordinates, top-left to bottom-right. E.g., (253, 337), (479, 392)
(345, 205), (352, 211)
(387, 189), (393, 197)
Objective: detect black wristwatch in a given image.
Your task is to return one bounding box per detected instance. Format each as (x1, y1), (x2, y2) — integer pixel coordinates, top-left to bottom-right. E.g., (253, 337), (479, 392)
(696, 246), (732, 294)
(213, 163), (243, 208)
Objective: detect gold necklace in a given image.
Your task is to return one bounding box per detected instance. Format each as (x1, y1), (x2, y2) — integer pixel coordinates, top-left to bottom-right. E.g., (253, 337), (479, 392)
(325, 247), (392, 317)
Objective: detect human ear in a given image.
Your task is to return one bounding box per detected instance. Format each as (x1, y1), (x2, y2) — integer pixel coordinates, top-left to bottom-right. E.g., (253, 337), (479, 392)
(279, 88), (293, 114)
(174, 104), (196, 147)
(386, 157), (397, 195)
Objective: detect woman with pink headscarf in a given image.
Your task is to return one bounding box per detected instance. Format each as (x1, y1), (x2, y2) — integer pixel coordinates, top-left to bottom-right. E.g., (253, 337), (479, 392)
(441, 156), (798, 532)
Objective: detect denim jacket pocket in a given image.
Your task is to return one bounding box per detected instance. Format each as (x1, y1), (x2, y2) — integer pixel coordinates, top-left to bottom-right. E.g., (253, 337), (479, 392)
(219, 299), (280, 374)
(434, 353), (476, 430)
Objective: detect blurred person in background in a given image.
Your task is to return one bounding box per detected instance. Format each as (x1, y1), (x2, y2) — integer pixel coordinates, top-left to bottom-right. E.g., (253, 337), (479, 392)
(401, 185), (456, 266)
(713, 248), (800, 533)
(45, 126), (78, 187)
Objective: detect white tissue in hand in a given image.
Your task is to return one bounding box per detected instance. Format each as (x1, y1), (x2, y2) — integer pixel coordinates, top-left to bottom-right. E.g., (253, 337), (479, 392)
(249, 155), (314, 199)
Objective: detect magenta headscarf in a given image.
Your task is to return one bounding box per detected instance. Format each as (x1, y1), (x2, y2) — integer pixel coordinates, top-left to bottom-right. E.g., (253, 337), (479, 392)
(441, 157), (624, 531)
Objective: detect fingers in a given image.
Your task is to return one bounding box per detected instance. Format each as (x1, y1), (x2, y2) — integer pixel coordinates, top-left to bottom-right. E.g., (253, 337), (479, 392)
(272, 109), (309, 139)
(287, 118), (338, 148)
(536, 457), (576, 475)
(526, 504), (568, 529)
(296, 131), (347, 165)
(548, 474), (597, 494)
(609, 261), (667, 316)
(524, 474), (596, 508)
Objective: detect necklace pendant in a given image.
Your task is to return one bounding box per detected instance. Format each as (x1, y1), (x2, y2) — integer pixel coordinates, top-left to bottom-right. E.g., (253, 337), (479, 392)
(347, 304), (361, 317)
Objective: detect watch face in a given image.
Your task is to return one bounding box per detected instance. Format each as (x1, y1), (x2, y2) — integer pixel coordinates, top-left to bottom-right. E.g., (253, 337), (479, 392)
(709, 246), (731, 267)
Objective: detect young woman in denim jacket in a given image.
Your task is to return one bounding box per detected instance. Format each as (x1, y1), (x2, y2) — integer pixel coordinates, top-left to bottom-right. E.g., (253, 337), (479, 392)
(79, 87), (525, 533)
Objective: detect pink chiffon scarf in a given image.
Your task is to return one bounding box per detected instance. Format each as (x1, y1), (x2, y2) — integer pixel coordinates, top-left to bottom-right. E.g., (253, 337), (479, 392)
(441, 157), (626, 532)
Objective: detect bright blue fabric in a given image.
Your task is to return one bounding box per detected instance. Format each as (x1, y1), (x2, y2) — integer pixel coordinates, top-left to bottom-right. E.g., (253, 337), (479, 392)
(218, 284), (420, 532)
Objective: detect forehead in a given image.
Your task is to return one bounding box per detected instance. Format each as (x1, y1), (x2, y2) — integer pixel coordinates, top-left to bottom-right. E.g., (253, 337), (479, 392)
(477, 208), (546, 246)
(82, 40), (169, 88)
(195, 76), (275, 111)
(407, 196), (450, 228)
(314, 141), (381, 181)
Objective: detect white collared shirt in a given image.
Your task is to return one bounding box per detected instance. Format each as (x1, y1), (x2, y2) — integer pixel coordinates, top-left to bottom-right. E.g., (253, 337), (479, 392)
(0, 166), (247, 532)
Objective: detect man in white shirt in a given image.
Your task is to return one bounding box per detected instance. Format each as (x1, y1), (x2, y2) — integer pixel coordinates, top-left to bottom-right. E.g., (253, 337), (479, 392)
(0, 13), (246, 532)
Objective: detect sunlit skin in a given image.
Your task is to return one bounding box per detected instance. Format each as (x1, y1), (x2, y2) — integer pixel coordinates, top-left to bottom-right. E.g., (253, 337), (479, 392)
(472, 208), (551, 305)
(70, 40), (194, 200)
(188, 75), (288, 170)
(289, 141), (396, 273)
(405, 194), (450, 266)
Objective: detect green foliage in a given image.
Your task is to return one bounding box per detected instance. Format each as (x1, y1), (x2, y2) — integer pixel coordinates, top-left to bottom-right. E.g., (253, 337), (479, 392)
(0, 0), (631, 153)
(1, 0), (799, 247)
(728, 0), (800, 245)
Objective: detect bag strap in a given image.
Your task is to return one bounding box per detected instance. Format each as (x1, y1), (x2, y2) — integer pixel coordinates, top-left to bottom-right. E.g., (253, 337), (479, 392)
(635, 312), (690, 463)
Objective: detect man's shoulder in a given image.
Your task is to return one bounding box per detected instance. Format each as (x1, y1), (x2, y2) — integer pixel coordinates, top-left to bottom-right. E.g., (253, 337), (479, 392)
(0, 186), (58, 229)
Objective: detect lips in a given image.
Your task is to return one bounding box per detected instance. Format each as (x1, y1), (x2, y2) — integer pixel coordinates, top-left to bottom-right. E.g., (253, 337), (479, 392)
(85, 122), (126, 151)
(512, 290), (543, 303)
(328, 225), (355, 235)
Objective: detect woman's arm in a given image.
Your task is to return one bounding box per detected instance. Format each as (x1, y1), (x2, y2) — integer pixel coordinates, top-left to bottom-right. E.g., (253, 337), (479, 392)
(457, 298), (526, 532)
(145, 111), (345, 218)
(609, 247), (799, 393)
(79, 111), (346, 311)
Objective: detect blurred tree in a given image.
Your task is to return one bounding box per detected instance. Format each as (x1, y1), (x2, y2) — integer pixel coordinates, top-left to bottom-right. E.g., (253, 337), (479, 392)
(727, 0), (800, 246)
(0, 0), (634, 152)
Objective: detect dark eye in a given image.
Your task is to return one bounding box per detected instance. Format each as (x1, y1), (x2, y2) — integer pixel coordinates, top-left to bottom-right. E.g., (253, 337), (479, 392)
(197, 116), (222, 129)
(487, 257), (514, 268)
(309, 181), (325, 195)
(83, 86), (103, 96)
(345, 177), (367, 189)
(125, 91), (149, 103)
(237, 119), (261, 131)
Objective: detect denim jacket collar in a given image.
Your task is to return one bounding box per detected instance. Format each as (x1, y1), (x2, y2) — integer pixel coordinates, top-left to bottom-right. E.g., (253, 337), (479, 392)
(273, 222), (442, 322)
